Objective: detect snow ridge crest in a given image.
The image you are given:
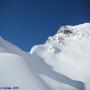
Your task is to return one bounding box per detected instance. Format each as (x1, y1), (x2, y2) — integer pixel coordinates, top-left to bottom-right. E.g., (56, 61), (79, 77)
(47, 23), (90, 44)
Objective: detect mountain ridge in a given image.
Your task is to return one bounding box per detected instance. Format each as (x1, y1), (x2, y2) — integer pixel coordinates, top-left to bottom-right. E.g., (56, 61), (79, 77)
(0, 23), (90, 90)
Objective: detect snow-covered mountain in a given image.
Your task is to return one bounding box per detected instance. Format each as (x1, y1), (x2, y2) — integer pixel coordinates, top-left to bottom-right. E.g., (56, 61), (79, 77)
(0, 23), (90, 90)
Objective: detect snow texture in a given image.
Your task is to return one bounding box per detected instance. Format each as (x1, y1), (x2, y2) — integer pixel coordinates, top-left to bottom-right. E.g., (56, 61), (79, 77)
(0, 23), (90, 90)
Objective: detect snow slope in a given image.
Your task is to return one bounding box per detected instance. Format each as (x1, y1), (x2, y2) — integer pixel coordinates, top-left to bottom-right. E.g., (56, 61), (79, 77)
(0, 37), (52, 90)
(30, 23), (90, 90)
(0, 37), (77, 90)
(0, 23), (90, 90)
(0, 53), (52, 90)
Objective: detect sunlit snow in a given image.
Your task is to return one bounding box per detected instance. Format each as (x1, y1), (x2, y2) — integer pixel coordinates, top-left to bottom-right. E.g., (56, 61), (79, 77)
(0, 23), (90, 90)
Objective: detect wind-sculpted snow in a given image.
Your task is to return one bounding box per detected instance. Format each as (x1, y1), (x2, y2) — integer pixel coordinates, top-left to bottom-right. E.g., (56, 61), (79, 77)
(0, 23), (90, 90)
(30, 23), (90, 90)
(29, 53), (85, 90)
(0, 53), (52, 90)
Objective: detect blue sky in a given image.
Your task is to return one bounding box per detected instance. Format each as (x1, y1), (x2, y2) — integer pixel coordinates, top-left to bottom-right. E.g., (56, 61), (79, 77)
(0, 0), (90, 51)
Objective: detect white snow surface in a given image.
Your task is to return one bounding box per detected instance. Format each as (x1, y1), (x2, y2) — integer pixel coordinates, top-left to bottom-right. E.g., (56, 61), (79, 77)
(0, 23), (90, 90)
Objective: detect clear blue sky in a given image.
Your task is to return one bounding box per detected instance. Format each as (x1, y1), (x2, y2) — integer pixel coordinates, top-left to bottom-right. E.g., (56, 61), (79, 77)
(0, 0), (90, 51)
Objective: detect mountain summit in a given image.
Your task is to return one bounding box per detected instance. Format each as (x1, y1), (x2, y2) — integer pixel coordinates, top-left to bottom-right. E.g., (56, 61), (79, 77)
(30, 23), (90, 90)
(47, 23), (90, 44)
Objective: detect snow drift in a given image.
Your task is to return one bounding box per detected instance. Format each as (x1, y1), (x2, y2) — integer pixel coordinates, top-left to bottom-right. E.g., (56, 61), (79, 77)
(0, 23), (90, 90)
